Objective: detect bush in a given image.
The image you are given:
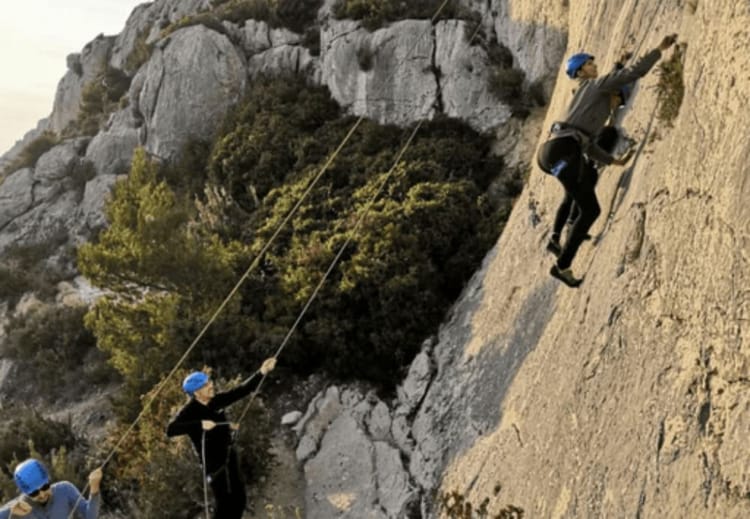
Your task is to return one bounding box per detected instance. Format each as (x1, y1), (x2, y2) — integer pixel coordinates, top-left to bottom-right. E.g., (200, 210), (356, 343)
(356, 43), (375, 71)
(2, 131), (59, 175)
(0, 265), (34, 307)
(68, 159), (97, 192)
(656, 43), (686, 128)
(125, 28), (153, 73)
(1, 304), (113, 401)
(208, 79), (341, 212)
(168, 0), (325, 38)
(0, 231), (71, 307)
(80, 82), (513, 401)
(276, 0), (324, 33)
(65, 67), (131, 137)
(333, 0), (461, 31)
(78, 149), (252, 419)
(244, 115), (506, 384)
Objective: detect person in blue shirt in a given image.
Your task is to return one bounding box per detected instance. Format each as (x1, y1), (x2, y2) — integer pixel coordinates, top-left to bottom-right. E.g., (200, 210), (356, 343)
(0, 459), (102, 519)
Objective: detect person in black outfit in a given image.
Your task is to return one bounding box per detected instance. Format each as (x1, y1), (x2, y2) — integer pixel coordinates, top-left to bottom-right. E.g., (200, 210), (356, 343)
(166, 358), (276, 519)
(547, 125), (621, 249)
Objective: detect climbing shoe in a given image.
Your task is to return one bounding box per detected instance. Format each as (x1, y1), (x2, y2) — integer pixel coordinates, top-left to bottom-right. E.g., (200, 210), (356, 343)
(546, 237), (562, 257)
(550, 264), (583, 288)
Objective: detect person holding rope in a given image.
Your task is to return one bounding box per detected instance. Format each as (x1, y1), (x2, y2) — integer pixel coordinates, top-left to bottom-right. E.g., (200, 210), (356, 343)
(166, 358), (276, 519)
(538, 34), (678, 287)
(0, 459), (102, 518)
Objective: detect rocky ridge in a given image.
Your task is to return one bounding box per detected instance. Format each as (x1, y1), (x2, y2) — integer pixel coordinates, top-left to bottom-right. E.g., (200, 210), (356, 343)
(0, 0), (563, 268)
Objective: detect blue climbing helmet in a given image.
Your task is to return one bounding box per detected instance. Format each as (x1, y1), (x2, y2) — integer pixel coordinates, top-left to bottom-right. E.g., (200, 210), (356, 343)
(14, 459), (50, 495)
(183, 371), (209, 395)
(566, 52), (594, 78)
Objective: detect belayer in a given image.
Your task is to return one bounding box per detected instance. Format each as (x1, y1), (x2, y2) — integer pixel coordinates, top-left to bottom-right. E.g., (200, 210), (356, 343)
(537, 34), (678, 287)
(166, 358), (277, 519)
(0, 459), (102, 518)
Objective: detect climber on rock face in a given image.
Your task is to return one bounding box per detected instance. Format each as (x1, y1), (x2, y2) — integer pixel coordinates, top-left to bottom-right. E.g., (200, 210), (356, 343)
(166, 358), (276, 519)
(553, 50), (636, 242)
(537, 34), (678, 287)
(0, 459), (102, 519)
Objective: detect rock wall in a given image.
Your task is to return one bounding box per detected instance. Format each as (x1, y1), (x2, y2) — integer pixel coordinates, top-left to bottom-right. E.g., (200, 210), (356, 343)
(2, 0), (561, 260)
(296, 0), (750, 517)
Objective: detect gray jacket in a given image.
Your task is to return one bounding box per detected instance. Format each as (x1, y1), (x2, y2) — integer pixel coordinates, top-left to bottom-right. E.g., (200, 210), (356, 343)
(556, 48), (662, 164)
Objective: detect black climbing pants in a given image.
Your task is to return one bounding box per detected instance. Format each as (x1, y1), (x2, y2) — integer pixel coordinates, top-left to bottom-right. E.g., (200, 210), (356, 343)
(560, 126), (619, 228)
(209, 449), (246, 519)
(537, 136), (601, 270)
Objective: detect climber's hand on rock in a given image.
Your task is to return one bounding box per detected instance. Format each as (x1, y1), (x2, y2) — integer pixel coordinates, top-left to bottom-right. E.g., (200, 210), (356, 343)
(612, 148), (635, 166)
(659, 34), (678, 51)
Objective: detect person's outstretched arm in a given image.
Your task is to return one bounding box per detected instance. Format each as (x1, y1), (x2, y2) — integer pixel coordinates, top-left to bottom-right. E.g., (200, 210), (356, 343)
(600, 34), (677, 91)
(210, 358), (277, 409)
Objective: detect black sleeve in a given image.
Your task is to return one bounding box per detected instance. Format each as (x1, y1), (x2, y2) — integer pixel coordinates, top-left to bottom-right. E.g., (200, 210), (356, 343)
(210, 372), (262, 410)
(166, 404), (201, 437)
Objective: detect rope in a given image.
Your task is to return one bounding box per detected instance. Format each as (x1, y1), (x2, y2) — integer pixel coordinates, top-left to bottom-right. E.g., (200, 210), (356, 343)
(202, 430), (210, 519)
(237, 119), (425, 423)
(66, 1), (459, 516)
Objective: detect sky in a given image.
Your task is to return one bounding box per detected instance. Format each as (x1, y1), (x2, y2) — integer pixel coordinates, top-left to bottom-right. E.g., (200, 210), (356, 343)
(0, 0), (147, 155)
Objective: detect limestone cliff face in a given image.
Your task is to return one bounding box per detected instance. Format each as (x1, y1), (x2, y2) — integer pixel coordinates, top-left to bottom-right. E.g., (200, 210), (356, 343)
(295, 1), (750, 517)
(426, 1), (750, 517)
(1, 0), (554, 261)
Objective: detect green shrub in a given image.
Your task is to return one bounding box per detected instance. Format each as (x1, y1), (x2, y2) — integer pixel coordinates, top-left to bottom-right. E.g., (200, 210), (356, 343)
(68, 159), (97, 191)
(2, 131), (59, 175)
(163, 0), (284, 37)
(484, 41), (535, 117)
(78, 149), (252, 419)
(656, 43), (686, 128)
(125, 28), (154, 73)
(333, 0), (461, 31)
(302, 26), (321, 56)
(65, 67), (131, 138)
(276, 0), (324, 33)
(0, 265), (34, 307)
(208, 79), (341, 211)
(165, 12), (232, 38)
(1, 304), (113, 401)
(0, 231), (71, 306)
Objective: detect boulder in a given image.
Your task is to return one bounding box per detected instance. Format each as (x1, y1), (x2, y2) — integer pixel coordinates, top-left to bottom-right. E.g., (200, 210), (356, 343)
(282, 411), (304, 426)
(247, 45), (318, 80)
(136, 25), (247, 160)
(320, 19), (437, 126)
(79, 174), (121, 233)
(85, 109), (141, 177)
(0, 168), (34, 230)
(435, 20), (512, 132)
